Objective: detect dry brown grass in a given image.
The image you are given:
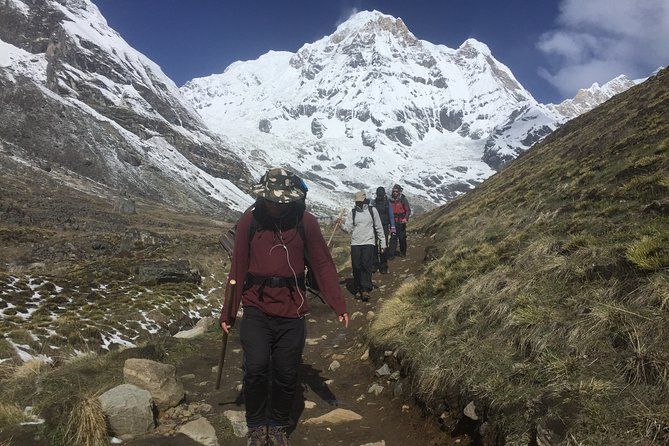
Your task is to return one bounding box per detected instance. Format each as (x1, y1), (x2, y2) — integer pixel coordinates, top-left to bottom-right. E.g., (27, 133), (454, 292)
(0, 402), (24, 428)
(62, 396), (109, 446)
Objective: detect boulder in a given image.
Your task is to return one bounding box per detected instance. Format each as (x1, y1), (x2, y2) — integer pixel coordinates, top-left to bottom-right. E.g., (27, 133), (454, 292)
(223, 410), (248, 437)
(174, 317), (215, 339)
(98, 384), (154, 440)
(178, 417), (219, 446)
(123, 359), (184, 410)
(303, 408), (362, 425)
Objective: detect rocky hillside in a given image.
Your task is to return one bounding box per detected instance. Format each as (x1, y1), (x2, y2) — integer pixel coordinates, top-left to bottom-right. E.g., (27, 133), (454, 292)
(0, 0), (254, 216)
(369, 67), (669, 444)
(182, 10), (640, 209)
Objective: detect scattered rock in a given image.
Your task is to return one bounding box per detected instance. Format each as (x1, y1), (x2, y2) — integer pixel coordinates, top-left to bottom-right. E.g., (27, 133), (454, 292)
(98, 384), (154, 440)
(136, 260), (200, 285)
(305, 338), (320, 346)
(360, 442), (386, 446)
(223, 410), (248, 437)
(401, 405), (410, 412)
(331, 354), (346, 361)
(384, 350), (393, 357)
(368, 384), (384, 396)
(123, 359), (184, 410)
(393, 381), (404, 397)
(181, 374), (196, 381)
(389, 371), (400, 381)
(178, 417), (219, 446)
(325, 379), (334, 385)
(190, 402), (212, 414)
(366, 311), (375, 321)
(350, 311), (364, 321)
(464, 401), (479, 421)
(360, 349), (369, 361)
(303, 408), (362, 425)
(235, 383), (243, 392)
(375, 364), (391, 377)
(304, 400), (316, 409)
(328, 360), (341, 372)
(174, 317), (214, 339)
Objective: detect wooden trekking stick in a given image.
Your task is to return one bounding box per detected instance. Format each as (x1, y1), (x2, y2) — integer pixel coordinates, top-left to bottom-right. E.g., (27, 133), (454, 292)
(215, 279), (236, 390)
(327, 209), (346, 248)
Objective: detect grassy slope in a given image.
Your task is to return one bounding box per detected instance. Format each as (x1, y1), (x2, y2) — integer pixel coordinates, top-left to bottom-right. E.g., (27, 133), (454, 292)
(370, 69), (669, 444)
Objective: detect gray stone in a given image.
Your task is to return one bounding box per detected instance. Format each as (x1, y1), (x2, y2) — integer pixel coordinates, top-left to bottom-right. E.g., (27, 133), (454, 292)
(375, 364), (391, 377)
(98, 384), (154, 440)
(258, 118), (272, 133)
(368, 383), (384, 396)
(123, 359), (184, 410)
(223, 410), (248, 437)
(393, 381), (404, 397)
(360, 442), (386, 446)
(350, 311), (364, 321)
(464, 401), (478, 420)
(174, 317), (214, 339)
(328, 360), (341, 372)
(389, 371), (400, 381)
(178, 417), (219, 446)
(360, 349), (369, 361)
(136, 260), (201, 285)
(366, 311), (375, 321)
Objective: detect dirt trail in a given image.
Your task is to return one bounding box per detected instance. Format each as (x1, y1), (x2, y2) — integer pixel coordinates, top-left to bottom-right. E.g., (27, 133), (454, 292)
(128, 234), (454, 446)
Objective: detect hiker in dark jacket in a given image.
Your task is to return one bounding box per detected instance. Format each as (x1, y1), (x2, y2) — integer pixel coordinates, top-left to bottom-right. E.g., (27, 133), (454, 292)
(220, 168), (349, 446)
(349, 191), (386, 302)
(389, 184), (411, 258)
(371, 187), (395, 274)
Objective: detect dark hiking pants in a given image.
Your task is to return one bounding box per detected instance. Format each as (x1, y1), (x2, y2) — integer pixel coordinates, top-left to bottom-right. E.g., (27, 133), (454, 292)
(373, 227), (390, 273)
(389, 222), (407, 257)
(351, 244), (375, 293)
(240, 306), (306, 428)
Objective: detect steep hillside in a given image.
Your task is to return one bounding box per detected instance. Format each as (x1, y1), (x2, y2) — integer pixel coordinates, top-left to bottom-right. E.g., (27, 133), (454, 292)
(0, 0), (253, 216)
(369, 68), (669, 444)
(182, 10), (638, 209)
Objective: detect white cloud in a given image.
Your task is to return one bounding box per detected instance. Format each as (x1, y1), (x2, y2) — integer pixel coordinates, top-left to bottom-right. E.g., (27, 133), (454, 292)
(538, 0), (669, 97)
(335, 7), (359, 28)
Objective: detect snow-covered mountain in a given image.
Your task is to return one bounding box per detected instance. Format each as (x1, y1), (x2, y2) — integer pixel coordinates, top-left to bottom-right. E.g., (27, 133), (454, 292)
(182, 10), (640, 208)
(0, 0), (254, 216)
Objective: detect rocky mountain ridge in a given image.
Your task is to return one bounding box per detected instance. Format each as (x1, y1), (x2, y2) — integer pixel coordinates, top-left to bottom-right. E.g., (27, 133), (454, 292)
(182, 10), (643, 208)
(0, 0), (254, 217)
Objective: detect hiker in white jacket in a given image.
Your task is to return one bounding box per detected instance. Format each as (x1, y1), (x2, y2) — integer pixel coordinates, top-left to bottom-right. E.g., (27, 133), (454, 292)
(350, 191), (386, 302)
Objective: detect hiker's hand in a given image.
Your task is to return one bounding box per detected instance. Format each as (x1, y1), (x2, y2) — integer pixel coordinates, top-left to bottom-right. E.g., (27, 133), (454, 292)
(220, 322), (231, 334)
(338, 313), (349, 328)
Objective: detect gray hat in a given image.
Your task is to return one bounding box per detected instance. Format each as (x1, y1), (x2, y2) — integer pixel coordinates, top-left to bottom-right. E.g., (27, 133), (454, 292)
(252, 168), (305, 203)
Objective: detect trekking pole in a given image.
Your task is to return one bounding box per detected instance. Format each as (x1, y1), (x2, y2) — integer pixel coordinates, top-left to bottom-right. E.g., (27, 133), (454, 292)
(327, 209), (345, 248)
(215, 279), (236, 390)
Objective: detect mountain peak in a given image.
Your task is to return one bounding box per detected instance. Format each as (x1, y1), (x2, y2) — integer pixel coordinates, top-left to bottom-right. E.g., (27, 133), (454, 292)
(458, 38), (491, 56)
(332, 10), (417, 45)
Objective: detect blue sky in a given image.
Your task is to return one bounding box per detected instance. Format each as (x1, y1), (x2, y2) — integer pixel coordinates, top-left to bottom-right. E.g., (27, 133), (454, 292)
(91, 0), (669, 104)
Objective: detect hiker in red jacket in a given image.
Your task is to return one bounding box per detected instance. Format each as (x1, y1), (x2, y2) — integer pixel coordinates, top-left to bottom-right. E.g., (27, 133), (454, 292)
(220, 168), (349, 446)
(389, 184), (411, 258)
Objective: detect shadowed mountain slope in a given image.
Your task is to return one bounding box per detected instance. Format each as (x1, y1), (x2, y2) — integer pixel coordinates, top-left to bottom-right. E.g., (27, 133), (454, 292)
(370, 67), (669, 444)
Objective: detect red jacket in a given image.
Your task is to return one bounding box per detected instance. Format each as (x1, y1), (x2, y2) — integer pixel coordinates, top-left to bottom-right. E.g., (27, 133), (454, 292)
(220, 209), (347, 324)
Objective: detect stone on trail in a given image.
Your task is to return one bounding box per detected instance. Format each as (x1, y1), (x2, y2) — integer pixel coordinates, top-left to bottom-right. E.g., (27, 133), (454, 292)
(305, 338), (320, 346)
(98, 384), (154, 440)
(368, 383), (384, 396)
(181, 374), (196, 381)
(361, 442), (386, 446)
(389, 371), (400, 381)
(328, 360), (341, 371)
(174, 317), (215, 339)
(303, 408), (363, 425)
(360, 348), (369, 361)
(123, 359), (184, 410)
(350, 311), (364, 320)
(331, 353), (346, 361)
(366, 311), (375, 321)
(375, 364), (391, 377)
(223, 410), (248, 437)
(464, 401), (479, 420)
(304, 400), (316, 409)
(178, 417), (220, 446)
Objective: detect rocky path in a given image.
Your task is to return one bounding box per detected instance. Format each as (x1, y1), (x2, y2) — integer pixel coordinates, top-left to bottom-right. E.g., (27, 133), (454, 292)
(128, 235), (454, 446)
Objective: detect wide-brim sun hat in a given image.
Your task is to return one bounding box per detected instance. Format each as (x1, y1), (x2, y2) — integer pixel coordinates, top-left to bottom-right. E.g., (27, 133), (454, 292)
(252, 167), (305, 203)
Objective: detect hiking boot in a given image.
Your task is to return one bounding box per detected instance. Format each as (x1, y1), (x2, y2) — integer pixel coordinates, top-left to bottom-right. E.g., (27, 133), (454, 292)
(247, 426), (268, 446)
(361, 291), (370, 302)
(267, 426), (290, 446)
